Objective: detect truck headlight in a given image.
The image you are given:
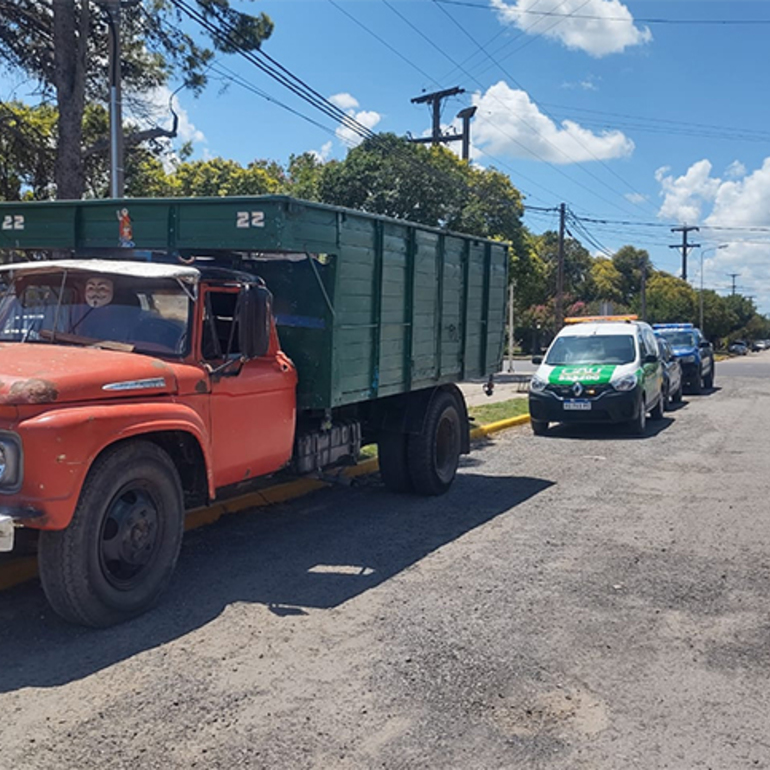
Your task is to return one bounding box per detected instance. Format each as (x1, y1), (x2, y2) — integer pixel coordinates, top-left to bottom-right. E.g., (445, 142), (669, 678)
(611, 373), (637, 392)
(0, 433), (22, 493)
(530, 375), (547, 393)
(680, 355), (696, 364)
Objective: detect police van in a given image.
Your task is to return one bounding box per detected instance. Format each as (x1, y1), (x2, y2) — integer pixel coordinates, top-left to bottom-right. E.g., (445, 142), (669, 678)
(529, 316), (665, 436)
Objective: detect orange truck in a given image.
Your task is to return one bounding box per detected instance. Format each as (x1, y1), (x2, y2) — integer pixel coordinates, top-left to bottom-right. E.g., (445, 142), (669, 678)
(0, 196), (507, 626)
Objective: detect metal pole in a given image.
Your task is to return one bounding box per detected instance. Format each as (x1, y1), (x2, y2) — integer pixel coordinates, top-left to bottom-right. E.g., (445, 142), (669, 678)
(700, 252), (705, 333)
(555, 203), (566, 330)
(508, 281), (514, 372)
(640, 259), (647, 322)
(103, 0), (124, 198)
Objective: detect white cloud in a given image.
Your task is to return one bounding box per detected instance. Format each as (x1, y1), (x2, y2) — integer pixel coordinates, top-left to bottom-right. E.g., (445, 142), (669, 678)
(491, 0), (652, 58)
(562, 75), (601, 91)
(333, 96), (382, 149)
(725, 160), (747, 180)
(625, 192), (647, 204)
(655, 158), (770, 312)
(310, 140), (334, 163)
(471, 81), (634, 163)
(329, 93), (360, 111)
(655, 160), (721, 223)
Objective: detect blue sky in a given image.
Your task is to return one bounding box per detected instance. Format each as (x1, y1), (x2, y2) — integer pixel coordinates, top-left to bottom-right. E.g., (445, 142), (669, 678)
(4, 0), (770, 309)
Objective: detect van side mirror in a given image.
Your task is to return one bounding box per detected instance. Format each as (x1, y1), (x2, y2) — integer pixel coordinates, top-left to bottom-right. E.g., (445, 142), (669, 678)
(532, 355), (543, 365)
(699, 340), (711, 348)
(644, 353), (658, 364)
(238, 283), (272, 359)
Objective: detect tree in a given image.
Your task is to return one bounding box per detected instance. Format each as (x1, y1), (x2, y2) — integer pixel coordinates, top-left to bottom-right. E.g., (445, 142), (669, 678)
(644, 273), (697, 324)
(0, 0), (274, 198)
(316, 134), (525, 244)
(612, 245), (651, 306)
(590, 257), (623, 304)
(0, 101), (57, 200)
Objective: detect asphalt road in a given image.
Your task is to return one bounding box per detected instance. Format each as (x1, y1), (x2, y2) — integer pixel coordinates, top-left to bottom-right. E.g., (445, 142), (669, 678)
(1, 355), (770, 769)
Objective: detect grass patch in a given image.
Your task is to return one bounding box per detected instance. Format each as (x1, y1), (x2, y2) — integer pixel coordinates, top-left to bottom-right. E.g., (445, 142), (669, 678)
(468, 397), (529, 426)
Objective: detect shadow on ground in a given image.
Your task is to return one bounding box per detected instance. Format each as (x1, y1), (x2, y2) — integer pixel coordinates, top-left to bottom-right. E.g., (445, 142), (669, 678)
(0, 471), (552, 693)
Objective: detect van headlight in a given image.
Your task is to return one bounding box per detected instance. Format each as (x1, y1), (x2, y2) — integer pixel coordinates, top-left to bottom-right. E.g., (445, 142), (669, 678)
(530, 375), (548, 393)
(0, 433), (22, 493)
(611, 373), (638, 392)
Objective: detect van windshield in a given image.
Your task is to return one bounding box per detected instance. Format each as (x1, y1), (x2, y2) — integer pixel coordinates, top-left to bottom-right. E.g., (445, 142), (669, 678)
(0, 271), (192, 356)
(545, 334), (636, 366)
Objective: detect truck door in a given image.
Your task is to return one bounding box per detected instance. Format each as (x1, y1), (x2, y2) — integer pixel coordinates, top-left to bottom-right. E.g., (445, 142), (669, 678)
(203, 285), (296, 489)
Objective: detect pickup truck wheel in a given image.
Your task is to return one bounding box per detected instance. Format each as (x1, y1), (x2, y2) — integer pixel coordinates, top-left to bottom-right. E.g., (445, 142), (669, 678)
(38, 441), (184, 628)
(690, 374), (703, 395)
(378, 432), (413, 493)
(704, 363), (714, 389)
(408, 391), (462, 496)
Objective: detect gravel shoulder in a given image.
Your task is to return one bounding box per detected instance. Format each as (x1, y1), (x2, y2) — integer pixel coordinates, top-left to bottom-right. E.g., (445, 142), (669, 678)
(1, 360), (770, 769)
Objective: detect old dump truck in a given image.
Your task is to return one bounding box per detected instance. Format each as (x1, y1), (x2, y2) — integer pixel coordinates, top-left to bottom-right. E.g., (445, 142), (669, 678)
(0, 195), (507, 626)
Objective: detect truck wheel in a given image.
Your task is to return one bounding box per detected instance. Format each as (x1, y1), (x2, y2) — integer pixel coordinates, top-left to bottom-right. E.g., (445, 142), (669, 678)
(650, 389), (665, 420)
(704, 362), (714, 389)
(629, 396), (646, 436)
(531, 419), (549, 436)
(39, 441), (184, 627)
(690, 374), (703, 395)
(378, 432), (413, 493)
(408, 391), (462, 496)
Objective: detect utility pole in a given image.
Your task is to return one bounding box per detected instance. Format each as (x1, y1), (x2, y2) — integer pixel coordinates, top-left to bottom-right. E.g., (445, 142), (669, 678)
(409, 88), (476, 159)
(669, 225), (700, 282)
(640, 259), (647, 322)
(507, 282), (513, 371)
(94, 0), (140, 198)
(555, 203), (566, 330)
(729, 272), (740, 295)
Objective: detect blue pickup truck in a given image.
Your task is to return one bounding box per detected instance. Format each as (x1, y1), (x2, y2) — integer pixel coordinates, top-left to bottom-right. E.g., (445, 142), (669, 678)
(653, 323), (715, 393)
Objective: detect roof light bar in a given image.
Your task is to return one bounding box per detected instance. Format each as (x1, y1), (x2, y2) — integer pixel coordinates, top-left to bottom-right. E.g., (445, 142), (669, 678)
(564, 315), (638, 324)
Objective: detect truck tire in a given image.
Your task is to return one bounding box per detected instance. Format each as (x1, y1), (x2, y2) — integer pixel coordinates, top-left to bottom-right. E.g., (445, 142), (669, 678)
(38, 440), (184, 627)
(704, 361), (714, 389)
(531, 419), (549, 436)
(690, 374), (703, 394)
(407, 390), (462, 496)
(378, 432), (413, 493)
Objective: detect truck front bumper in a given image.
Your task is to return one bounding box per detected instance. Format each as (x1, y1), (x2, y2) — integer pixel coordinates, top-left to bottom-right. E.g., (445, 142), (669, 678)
(0, 507), (42, 552)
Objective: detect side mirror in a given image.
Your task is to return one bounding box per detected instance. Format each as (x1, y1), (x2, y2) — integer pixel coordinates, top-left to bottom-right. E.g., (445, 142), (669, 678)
(699, 340), (711, 348)
(531, 355), (543, 365)
(238, 283), (272, 359)
(644, 353), (658, 364)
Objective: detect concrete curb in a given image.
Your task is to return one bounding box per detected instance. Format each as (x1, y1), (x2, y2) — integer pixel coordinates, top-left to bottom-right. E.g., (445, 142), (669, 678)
(0, 418), (529, 594)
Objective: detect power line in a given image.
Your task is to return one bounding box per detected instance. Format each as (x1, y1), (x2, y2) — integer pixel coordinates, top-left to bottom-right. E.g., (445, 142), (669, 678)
(433, 0), (770, 25)
(431, 0), (658, 218)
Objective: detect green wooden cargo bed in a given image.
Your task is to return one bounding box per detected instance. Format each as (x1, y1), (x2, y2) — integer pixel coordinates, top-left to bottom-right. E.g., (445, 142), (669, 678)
(0, 195), (509, 411)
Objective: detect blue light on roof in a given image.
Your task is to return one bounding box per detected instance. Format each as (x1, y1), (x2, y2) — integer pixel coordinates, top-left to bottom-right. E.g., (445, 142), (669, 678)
(652, 323), (694, 330)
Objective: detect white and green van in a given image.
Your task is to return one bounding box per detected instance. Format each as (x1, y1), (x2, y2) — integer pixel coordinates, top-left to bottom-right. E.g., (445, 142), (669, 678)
(528, 317), (665, 435)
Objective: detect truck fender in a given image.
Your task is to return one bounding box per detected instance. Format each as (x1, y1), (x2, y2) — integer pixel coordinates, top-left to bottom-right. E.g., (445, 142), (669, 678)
(19, 402), (214, 529)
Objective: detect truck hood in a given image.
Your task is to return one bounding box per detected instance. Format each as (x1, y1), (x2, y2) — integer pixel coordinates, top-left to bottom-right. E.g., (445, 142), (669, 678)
(0, 343), (178, 405)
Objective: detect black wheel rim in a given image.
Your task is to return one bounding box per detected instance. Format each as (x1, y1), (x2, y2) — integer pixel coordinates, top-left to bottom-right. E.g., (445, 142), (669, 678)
(99, 484), (162, 590)
(435, 412), (460, 483)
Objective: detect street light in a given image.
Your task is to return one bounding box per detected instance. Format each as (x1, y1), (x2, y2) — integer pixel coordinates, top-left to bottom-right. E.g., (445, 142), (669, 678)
(699, 243), (728, 334)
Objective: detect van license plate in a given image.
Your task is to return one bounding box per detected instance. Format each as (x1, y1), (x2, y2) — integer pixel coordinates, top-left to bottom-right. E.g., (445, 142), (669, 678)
(564, 400), (591, 411)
